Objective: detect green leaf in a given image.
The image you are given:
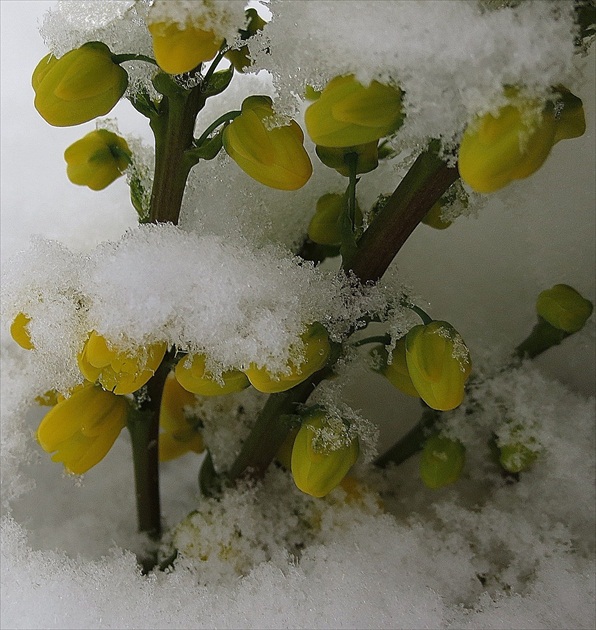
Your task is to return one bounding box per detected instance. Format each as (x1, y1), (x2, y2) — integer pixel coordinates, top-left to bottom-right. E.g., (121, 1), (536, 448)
(203, 67), (234, 98)
(186, 132), (224, 163)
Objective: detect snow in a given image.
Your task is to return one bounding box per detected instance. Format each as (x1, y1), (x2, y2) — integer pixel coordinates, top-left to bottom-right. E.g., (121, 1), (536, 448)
(1, 1), (595, 628)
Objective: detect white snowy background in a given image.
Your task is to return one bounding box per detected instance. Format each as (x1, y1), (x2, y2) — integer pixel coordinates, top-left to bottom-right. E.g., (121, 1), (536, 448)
(1, 2), (595, 628)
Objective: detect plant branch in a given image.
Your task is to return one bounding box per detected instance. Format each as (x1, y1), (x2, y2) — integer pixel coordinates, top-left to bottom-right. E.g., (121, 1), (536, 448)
(346, 142), (459, 282)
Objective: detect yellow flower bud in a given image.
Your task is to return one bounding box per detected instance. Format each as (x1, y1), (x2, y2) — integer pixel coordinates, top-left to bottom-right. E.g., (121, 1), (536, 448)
(159, 373), (204, 461)
(371, 338), (419, 398)
(223, 95), (312, 190)
(315, 141), (379, 177)
(148, 20), (223, 75)
(307, 193), (363, 246)
(10, 312), (34, 350)
(36, 382), (128, 474)
(244, 323), (330, 394)
(32, 43), (128, 127)
(405, 321), (471, 411)
(536, 284), (593, 333)
(459, 87), (585, 193)
(304, 74), (404, 148)
(291, 410), (359, 498)
(64, 129), (131, 191)
(419, 435), (465, 489)
(77, 331), (167, 395)
(175, 353), (249, 396)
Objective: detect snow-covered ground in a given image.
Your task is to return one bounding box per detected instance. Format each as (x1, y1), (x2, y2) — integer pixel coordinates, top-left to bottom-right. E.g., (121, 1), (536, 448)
(1, 2), (594, 628)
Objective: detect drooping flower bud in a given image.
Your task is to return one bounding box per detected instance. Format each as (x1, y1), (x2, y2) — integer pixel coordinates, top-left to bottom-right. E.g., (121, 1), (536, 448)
(315, 142), (379, 177)
(64, 129), (131, 191)
(223, 95), (312, 190)
(225, 8), (267, 72)
(159, 373), (204, 461)
(77, 331), (167, 395)
(36, 381), (128, 474)
(148, 20), (223, 75)
(370, 338), (419, 398)
(305, 74), (404, 148)
(10, 312), (34, 350)
(175, 353), (249, 396)
(307, 193), (362, 246)
(244, 323), (330, 393)
(32, 43), (128, 127)
(458, 87), (585, 193)
(536, 284), (593, 333)
(291, 409), (359, 498)
(419, 435), (466, 489)
(405, 321), (471, 411)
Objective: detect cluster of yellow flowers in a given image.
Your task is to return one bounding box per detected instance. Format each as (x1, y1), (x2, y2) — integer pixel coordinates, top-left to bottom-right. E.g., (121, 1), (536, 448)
(22, 4), (590, 503)
(10, 315), (332, 480)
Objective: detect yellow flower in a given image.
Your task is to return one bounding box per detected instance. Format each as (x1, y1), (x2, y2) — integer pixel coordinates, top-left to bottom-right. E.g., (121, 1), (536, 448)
(307, 193), (363, 246)
(36, 381), (128, 474)
(222, 95), (312, 190)
(244, 323), (331, 394)
(77, 331), (167, 395)
(458, 87), (586, 193)
(419, 435), (466, 489)
(10, 312), (34, 350)
(175, 353), (249, 396)
(32, 42), (128, 127)
(536, 284), (593, 333)
(291, 410), (359, 498)
(304, 74), (404, 148)
(64, 129), (131, 191)
(405, 321), (471, 411)
(159, 373), (204, 461)
(148, 19), (223, 75)
(371, 338), (419, 398)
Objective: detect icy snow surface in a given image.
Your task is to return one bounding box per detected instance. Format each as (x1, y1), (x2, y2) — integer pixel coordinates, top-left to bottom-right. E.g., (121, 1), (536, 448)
(1, 1), (595, 628)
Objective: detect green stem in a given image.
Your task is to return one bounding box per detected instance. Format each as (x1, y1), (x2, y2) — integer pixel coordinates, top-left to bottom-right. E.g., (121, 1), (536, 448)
(195, 110), (241, 147)
(513, 318), (570, 360)
(374, 408), (438, 468)
(126, 360), (170, 548)
(149, 81), (207, 224)
(112, 53), (158, 66)
(346, 141), (459, 282)
(352, 334), (391, 348)
(226, 360), (338, 486)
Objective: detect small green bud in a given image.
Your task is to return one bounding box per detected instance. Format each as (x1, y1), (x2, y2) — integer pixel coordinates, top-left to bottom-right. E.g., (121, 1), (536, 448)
(305, 74), (404, 147)
(64, 129), (131, 191)
(307, 193), (362, 246)
(499, 442), (538, 474)
(315, 142), (379, 176)
(405, 321), (472, 411)
(223, 95), (312, 190)
(419, 435), (465, 489)
(421, 200), (452, 230)
(536, 284), (593, 333)
(291, 409), (359, 498)
(32, 42), (128, 127)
